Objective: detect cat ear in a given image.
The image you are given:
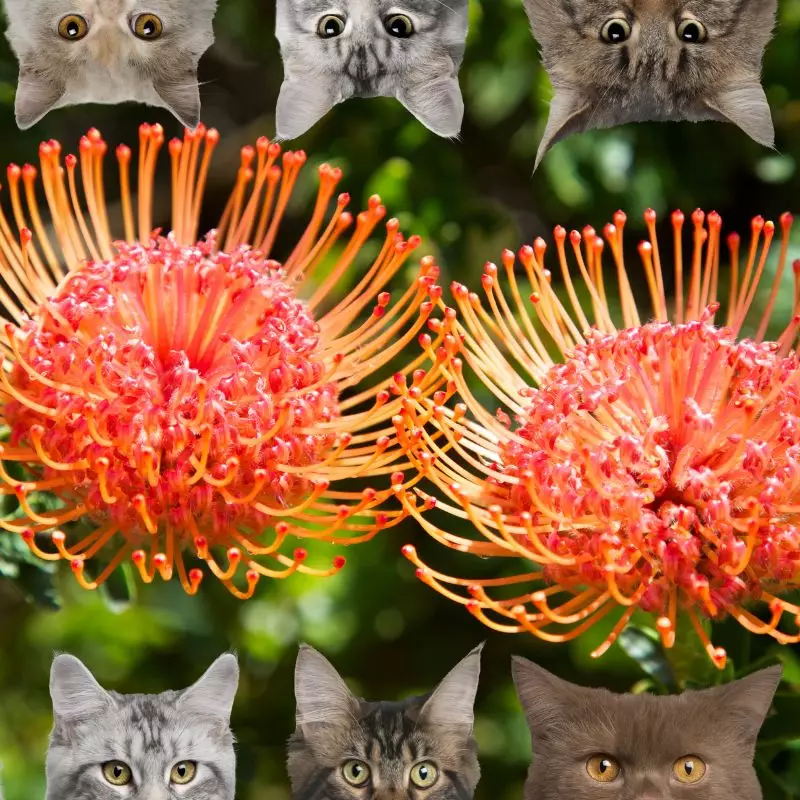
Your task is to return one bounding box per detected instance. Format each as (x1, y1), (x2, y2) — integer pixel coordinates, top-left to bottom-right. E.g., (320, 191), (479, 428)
(50, 654), (111, 722)
(705, 83), (775, 148)
(179, 653), (239, 721)
(294, 644), (359, 726)
(275, 76), (339, 141)
(153, 72), (202, 130)
(396, 76), (464, 138)
(512, 656), (579, 733)
(535, 88), (592, 171)
(704, 665), (782, 740)
(15, 66), (65, 130)
(419, 643), (483, 730)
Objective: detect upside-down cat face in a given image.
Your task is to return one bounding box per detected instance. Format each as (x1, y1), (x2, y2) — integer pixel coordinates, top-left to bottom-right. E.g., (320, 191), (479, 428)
(3, 0), (218, 130)
(274, 0), (469, 140)
(523, 0), (777, 169)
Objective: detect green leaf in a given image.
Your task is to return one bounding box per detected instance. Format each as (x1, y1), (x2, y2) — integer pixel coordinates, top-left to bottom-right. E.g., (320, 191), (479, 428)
(759, 694), (800, 747)
(99, 561), (138, 611)
(756, 756), (797, 800)
(618, 626), (676, 690)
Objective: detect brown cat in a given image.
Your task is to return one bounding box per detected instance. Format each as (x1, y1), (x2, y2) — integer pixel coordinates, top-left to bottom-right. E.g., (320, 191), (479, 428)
(287, 644), (483, 800)
(523, 0), (778, 169)
(513, 657), (782, 800)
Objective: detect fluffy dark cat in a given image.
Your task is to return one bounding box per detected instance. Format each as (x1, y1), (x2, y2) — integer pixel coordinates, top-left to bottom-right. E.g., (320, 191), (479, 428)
(513, 656), (782, 800)
(287, 643), (483, 800)
(523, 0), (777, 169)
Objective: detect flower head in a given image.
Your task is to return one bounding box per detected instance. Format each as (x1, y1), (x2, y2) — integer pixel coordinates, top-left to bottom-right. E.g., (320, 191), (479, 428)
(0, 124), (445, 596)
(398, 209), (800, 667)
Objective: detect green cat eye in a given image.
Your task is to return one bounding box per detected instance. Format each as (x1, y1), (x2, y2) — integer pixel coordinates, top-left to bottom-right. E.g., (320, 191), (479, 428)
(170, 760), (197, 784)
(384, 14), (414, 38)
(410, 761), (439, 789)
(317, 14), (346, 38)
(600, 17), (631, 44)
(341, 759), (370, 786)
(676, 18), (708, 44)
(102, 760), (133, 786)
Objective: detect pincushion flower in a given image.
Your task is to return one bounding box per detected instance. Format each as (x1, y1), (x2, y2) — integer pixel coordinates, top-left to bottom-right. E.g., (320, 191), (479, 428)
(398, 209), (800, 668)
(0, 124), (446, 597)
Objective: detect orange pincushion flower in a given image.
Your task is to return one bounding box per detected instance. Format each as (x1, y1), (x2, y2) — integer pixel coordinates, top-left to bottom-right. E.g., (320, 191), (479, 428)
(0, 124), (446, 597)
(398, 209), (800, 668)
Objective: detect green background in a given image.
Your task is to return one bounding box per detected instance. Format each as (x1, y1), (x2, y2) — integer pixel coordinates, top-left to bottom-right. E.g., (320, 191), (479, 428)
(1, 0), (800, 797)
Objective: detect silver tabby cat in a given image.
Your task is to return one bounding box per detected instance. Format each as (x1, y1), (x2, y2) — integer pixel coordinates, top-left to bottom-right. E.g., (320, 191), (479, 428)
(46, 653), (238, 800)
(523, 0), (777, 170)
(2, 0), (218, 131)
(274, 0), (469, 140)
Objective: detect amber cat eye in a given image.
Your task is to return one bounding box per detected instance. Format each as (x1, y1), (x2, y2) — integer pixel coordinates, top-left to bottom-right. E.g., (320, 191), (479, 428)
(586, 755), (621, 782)
(57, 14), (89, 41)
(673, 755), (707, 784)
(132, 13), (163, 40)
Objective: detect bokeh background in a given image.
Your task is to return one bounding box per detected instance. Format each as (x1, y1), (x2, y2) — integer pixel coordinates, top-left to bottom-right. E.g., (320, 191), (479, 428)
(1, 0), (800, 797)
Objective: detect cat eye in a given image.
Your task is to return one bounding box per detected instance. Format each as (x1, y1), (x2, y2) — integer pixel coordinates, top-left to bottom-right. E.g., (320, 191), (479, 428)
(410, 761), (439, 789)
(676, 19), (708, 44)
(57, 14), (89, 41)
(673, 755), (707, 784)
(384, 14), (414, 38)
(341, 759), (371, 786)
(132, 13), (164, 40)
(102, 760), (133, 786)
(600, 18), (631, 44)
(170, 760), (197, 784)
(586, 755), (621, 782)
(317, 14), (346, 38)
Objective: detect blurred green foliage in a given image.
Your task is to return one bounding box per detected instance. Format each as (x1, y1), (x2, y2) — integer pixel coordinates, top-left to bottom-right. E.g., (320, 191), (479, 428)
(0, 0), (800, 797)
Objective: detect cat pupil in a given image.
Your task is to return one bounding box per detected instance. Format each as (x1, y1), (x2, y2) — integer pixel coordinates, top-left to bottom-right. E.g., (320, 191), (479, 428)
(681, 23), (700, 41)
(67, 21), (79, 36)
(607, 22), (626, 42)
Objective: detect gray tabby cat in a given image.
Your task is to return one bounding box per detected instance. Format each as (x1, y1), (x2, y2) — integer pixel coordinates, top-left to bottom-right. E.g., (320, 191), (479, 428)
(274, 0), (469, 140)
(287, 643), (483, 800)
(513, 657), (783, 800)
(46, 652), (239, 800)
(2, 0), (218, 130)
(523, 0), (778, 170)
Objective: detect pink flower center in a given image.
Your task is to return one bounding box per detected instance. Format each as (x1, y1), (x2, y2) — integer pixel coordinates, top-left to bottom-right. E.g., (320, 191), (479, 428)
(5, 235), (339, 543)
(497, 312), (800, 615)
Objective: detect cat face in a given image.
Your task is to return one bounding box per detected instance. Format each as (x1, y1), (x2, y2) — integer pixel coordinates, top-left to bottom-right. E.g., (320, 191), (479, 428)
(274, 0), (469, 140)
(523, 0), (777, 168)
(45, 653), (239, 800)
(512, 657), (783, 800)
(2, 0), (218, 130)
(287, 643), (483, 800)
